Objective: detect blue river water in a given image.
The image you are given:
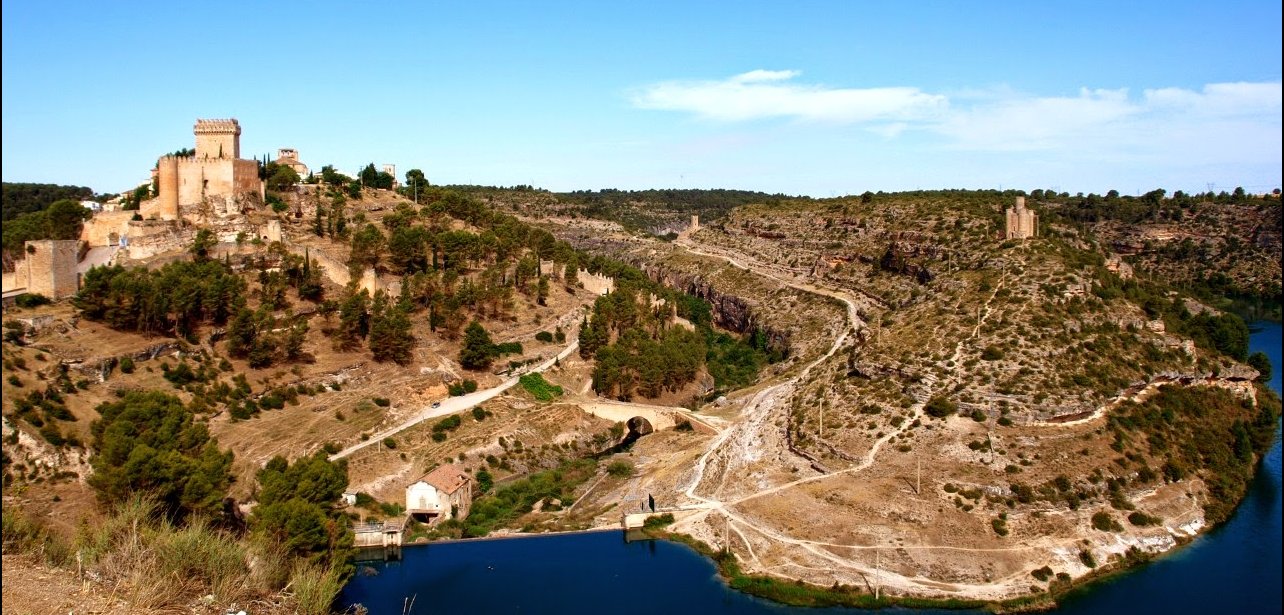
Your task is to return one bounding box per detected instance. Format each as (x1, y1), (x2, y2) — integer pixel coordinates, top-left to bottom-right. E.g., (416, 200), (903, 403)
(339, 322), (1282, 614)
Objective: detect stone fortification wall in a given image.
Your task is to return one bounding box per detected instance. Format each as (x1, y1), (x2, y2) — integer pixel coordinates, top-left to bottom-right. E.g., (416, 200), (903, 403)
(14, 240), (81, 299)
(283, 242), (349, 288)
(81, 211), (137, 247)
(577, 269), (614, 295)
(175, 157), (262, 214)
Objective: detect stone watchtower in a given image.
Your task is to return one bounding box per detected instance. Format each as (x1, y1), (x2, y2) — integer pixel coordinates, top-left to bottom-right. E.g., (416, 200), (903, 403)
(1004, 196), (1037, 240)
(194, 119), (241, 159)
(20, 240), (80, 299)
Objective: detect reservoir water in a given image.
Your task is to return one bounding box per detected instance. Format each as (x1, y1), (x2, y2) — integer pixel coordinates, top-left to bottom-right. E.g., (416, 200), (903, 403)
(339, 322), (1282, 614)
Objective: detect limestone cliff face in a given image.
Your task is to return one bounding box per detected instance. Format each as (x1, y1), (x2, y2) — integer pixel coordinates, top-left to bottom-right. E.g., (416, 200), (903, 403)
(625, 260), (792, 358)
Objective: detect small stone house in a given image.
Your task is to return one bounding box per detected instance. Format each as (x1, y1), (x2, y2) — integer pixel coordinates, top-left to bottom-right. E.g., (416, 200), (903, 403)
(405, 464), (472, 523)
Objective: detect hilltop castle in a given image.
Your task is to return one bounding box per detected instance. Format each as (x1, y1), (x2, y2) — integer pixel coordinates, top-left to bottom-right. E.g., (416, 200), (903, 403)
(145, 118), (264, 221)
(1005, 196), (1037, 240)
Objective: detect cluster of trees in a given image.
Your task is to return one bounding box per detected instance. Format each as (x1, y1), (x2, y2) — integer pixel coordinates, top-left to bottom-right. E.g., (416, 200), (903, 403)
(457, 320), (524, 370)
(86, 390), (352, 567)
(556, 188), (797, 233)
(1109, 384), (1280, 525)
(579, 285), (771, 400)
(76, 261), (245, 340)
(2, 182), (96, 220)
(78, 243), (326, 350)
(252, 452), (352, 562)
(261, 160), (301, 192)
(1093, 271), (1252, 361)
(2, 198), (92, 258)
(88, 391), (234, 521)
(328, 289), (415, 365)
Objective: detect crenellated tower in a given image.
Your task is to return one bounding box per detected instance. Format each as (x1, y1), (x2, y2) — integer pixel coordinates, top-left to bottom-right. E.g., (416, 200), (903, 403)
(193, 118), (241, 160)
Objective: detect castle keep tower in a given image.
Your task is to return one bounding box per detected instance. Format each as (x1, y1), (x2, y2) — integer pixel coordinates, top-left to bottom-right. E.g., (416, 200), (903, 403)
(143, 118), (263, 220)
(194, 118), (241, 159)
(1005, 196), (1037, 240)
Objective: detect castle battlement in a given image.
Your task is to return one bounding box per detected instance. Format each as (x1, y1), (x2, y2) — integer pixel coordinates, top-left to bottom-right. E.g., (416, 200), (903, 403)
(193, 118), (241, 134)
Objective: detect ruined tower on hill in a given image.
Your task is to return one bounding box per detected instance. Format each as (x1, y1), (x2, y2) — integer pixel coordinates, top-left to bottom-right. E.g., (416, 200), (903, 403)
(144, 118), (264, 221)
(1005, 196), (1038, 240)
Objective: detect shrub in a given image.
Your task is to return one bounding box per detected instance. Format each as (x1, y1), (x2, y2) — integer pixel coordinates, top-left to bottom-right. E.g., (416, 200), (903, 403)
(13, 293), (51, 308)
(119, 356), (136, 374)
(1128, 511), (1162, 527)
(643, 513), (675, 529)
(991, 517), (1009, 537)
(1079, 549), (1097, 568)
(471, 406), (489, 421)
(463, 379), (478, 393)
(535, 331), (554, 343)
(519, 373), (563, 401)
(382, 438), (397, 450)
(1091, 511), (1123, 532)
(970, 409), (987, 422)
(606, 460), (635, 478)
(372, 397), (390, 407)
(925, 395), (956, 418)
(1031, 566), (1054, 582)
(981, 346), (1005, 361)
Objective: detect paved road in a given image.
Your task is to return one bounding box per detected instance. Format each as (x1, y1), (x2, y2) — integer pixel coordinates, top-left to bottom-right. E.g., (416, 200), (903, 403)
(330, 336), (581, 461)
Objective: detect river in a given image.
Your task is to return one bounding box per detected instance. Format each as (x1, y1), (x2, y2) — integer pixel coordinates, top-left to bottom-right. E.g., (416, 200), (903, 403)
(338, 322), (1282, 614)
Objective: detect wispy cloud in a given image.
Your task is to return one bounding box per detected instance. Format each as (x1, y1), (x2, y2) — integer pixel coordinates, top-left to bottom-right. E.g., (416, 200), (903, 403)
(631, 71), (1282, 155)
(630, 70), (948, 123)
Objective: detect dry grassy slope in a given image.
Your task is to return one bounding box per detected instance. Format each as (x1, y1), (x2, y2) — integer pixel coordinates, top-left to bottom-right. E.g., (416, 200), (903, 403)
(503, 191), (1266, 600)
(0, 186), (604, 515)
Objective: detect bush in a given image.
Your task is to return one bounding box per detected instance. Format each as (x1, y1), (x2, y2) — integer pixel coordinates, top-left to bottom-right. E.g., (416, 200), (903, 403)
(1128, 511), (1162, 527)
(925, 395), (956, 418)
(471, 406), (489, 421)
(991, 517), (1009, 537)
(119, 356), (136, 374)
(372, 397), (390, 407)
(606, 460), (635, 478)
(643, 513), (675, 529)
(981, 346), (1005, 361)
(1091, 511), (1123, 532)
(13, 293), (51, 308)
(382, 438), (397, 450)
(535, 331), (554, 343)
(1031, 566), (1054, 582)
(519, 373), (563, 401)
(463, 379), (478, 393)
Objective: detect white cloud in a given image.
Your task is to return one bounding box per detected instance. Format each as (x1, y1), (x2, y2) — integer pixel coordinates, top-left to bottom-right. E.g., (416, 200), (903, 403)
(632, 72), (1281, 155)
(729, 69), (799, 83)
(630, 70), (948, 123)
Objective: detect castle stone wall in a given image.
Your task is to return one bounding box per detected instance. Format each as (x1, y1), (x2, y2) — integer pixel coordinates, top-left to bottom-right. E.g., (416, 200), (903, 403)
(81, 211), (136, 247)
(21, 240), (80, 299)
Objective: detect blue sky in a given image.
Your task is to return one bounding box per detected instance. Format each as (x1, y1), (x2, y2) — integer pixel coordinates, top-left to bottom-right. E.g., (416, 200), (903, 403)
(3, 1), (1280, 197)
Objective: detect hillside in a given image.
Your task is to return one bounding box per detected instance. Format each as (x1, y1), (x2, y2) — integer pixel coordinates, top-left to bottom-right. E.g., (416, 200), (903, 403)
(2, 184), (1278, 610)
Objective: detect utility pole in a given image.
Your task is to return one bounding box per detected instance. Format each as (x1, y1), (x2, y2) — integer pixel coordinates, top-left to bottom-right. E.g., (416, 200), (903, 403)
(916, 455), (921, 496)
(875, 546), (881, 600)
(724, 514), (730, 553)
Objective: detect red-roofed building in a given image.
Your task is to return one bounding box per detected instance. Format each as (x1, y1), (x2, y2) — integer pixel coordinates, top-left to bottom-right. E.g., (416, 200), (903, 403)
(405, 464), (473, 523)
